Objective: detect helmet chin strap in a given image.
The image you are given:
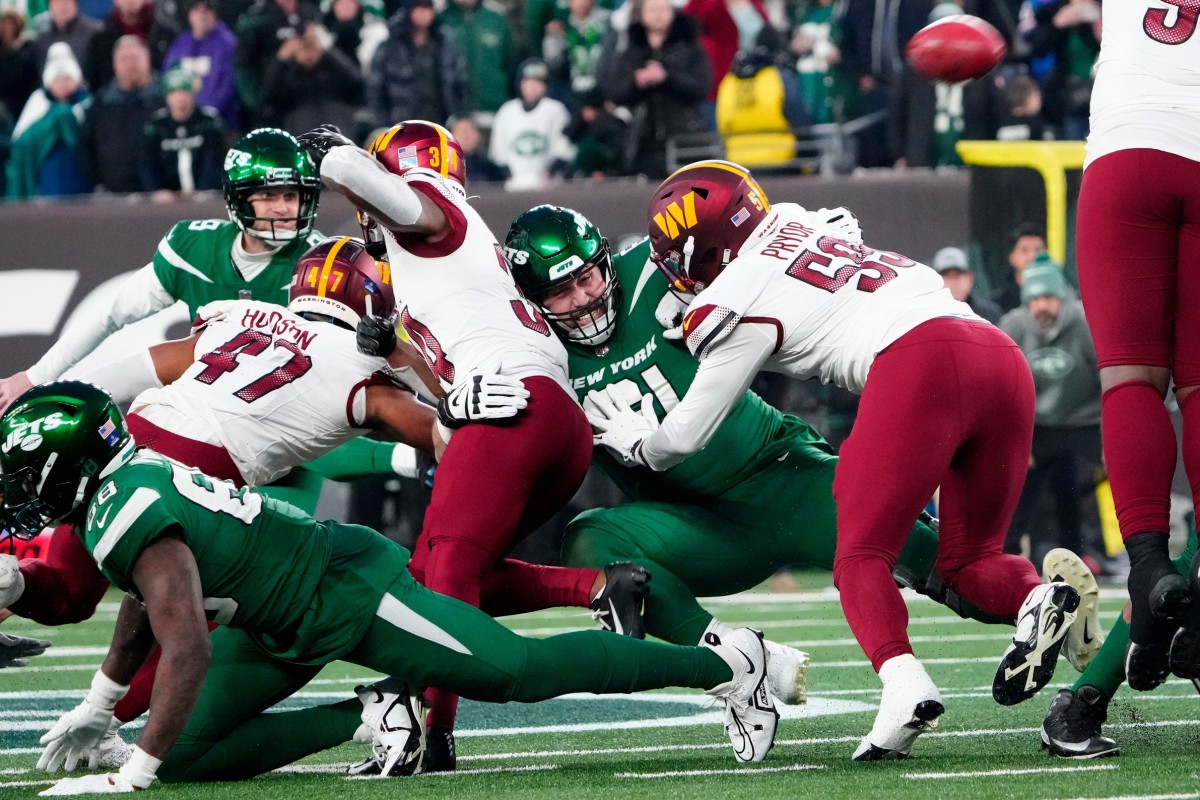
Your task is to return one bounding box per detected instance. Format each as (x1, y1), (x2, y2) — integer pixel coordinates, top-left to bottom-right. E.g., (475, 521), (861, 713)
(681, 236), (696, 276)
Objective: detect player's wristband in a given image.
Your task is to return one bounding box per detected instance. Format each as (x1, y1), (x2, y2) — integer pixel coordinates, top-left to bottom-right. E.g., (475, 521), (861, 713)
(86, 671), (129, 712)
(118, 746), (161, 790)
(390, 444), (419, 479)
(435, 418), (456, 444)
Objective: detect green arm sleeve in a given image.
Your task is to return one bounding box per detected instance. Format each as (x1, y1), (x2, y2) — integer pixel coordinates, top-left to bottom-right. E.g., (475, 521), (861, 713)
(304, 439), (399, 482)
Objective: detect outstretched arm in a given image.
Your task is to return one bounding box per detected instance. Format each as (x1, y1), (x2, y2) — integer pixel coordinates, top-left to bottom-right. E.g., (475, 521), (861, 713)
(319, 145), (449, 239)
(71, 333), (202, 405)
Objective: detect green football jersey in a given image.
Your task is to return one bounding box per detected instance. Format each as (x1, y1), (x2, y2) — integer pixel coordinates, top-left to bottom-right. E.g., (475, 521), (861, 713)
(566, 240), (827, 499)
(151, 220), (326, 319)
(82, 450), (405, 663)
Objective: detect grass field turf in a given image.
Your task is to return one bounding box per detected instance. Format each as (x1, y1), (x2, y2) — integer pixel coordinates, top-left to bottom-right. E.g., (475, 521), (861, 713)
(3, 581), (1199, 800)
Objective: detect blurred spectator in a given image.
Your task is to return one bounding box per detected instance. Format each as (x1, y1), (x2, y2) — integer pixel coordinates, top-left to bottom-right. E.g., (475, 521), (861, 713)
(684, 0), (779, 129)
(162, 0), (238, 130)
(992, 221), (1046, 313)
(449, 114), (506, 183)
(261, 22), (360, 134)
(1000, 258), (1102, 563)
(321, 0), (386, 73)
(233, 0), (317, 124)
(790, 0), (846, 125)
(1021, 0), (1099, 140)
(6, 41), (90, 198)
(32, 0), (102, 76)
(607, 0), (711, 178)
(83, 0), (180, 90)
(366, 0), (466, 128)
(440, 0), (517, 115)
(994, 72), (1050, 140)
(524, 0), (564, 59)
(140, 64), (222, 195)
(541, 0), (608, 100)
(78, 34), (162, 191)
(839, 0), (932, 168)
(931, 245), (1003, 324)
(563, 86), (628, 178)
(1, 10), (39, 122)
(716, 45), (808, 167)
(489, 58), (573, 191)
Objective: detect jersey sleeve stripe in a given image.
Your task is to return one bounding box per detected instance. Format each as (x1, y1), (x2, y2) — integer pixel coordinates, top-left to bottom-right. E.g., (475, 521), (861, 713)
(157, 239), (214, 284)
(93, 487), (162, 570)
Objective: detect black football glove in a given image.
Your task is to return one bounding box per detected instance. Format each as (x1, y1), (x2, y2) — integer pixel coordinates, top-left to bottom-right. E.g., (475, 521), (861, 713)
(357, 312), (398, 358)
(297, 123), (355, 171)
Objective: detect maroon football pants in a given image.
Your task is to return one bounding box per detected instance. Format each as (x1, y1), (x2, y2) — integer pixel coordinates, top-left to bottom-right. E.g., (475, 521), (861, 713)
(407, 376), (599, 729)
(1077, 148), (1200, 539)
(831, 318), (1043, 671)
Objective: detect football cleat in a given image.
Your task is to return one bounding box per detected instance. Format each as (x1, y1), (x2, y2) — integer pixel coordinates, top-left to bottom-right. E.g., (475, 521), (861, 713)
(1127, 567), (1191, 691)
(993, 582), (1079, 705)
(1040, 685), (1119, 759)
(351, 681), (427, 777)
(705, 627), (779, 763)
(418, 726), (456, 773)
(1168, 549), (1200, 680)
(853, 654), (944, 761)
(764, 639), (809, 705)
(1043, 548), (1104, 672)
(0, 553), (25, 608)
(94, 719), (131, 771)
(590, 562), (650, 639)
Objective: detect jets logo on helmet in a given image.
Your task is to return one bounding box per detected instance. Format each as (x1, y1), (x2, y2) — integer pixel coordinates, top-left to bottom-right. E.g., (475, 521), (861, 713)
(0, 382), (133, 541)
(223, 128), (321, 243)
(289, 236), (396, 329)
(506, 205), (620, 346)
(648, 160), (770, 295)
(368, 121), (467, 188)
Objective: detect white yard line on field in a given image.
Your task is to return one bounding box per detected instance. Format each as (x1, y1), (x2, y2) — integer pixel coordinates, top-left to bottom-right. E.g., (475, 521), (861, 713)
(905, 764), (1118, 779)
(615, 764), (826, 779)
(346, 764), (559, 779)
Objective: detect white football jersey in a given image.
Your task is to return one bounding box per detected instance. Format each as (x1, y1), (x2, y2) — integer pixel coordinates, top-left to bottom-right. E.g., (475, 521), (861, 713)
(682, 204), (981, 394)
(1087, 1), (1200, 166)
(381, 169), (571, 394)
(131, 300), (395, 486)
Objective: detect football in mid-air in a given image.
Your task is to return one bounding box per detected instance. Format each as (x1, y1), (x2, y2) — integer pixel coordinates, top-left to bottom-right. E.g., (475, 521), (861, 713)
(905, 14), (1007, 83)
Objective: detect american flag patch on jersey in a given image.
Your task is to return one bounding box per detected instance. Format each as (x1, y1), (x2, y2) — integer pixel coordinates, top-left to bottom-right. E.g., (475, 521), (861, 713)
(397, 145), (419, 169)
(98, 419), (120, 446)
(730, 207), (751, 227)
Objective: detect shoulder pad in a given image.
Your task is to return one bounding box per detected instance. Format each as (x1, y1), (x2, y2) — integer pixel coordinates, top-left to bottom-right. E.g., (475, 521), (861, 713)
(681, 303), (742, 358)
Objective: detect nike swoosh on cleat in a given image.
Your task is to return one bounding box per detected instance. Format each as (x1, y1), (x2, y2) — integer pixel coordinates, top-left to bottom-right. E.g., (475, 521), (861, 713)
(739, 649), (756, 674)
(608, 599), (623, 635)
(1046, 735), (1097, 754)
(1081, 618), (1094, 645)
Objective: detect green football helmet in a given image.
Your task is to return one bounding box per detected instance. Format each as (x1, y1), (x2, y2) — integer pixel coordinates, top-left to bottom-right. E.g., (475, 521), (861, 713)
(0, 382), (134, 539)
(223, 128), (321, 242)
(505, 205), (620, 346)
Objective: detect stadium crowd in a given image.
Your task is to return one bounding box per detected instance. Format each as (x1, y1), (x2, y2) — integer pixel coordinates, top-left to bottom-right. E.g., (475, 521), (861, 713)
(0, 0), (1101, 200)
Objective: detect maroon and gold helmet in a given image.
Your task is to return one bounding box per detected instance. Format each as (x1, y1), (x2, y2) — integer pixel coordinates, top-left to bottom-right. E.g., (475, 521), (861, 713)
(367, 120), (466, 187)
(288, 236), (395, 328)
(647, 160), (770, 294)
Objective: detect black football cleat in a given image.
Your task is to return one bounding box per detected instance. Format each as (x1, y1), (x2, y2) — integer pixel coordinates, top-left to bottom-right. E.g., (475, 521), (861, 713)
(418, 725), (456, 773)
(590, 562), (651, 639)
(993, 582), (1079, 705)
(1040, 686), (1119, 759)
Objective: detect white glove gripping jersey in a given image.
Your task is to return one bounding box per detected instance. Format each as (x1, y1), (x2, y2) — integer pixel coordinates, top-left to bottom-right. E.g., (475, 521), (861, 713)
(636, 203), (982, 471)
(1087, 1), (1200, 166)
(130, 300), (402, 486)
(380, 169), (571, 395)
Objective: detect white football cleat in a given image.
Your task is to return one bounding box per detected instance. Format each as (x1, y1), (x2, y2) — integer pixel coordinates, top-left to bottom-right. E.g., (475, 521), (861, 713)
(993, 581), (1079, 705)
(764, 639), (809, 705)
(350, 681), (427, 777)
(853, 654), (944, 761)
(94, 720), (130, 771)
(0, 554), (25, 608)
(1043, 548), (1104, 672)
(705, 627), (779, 763)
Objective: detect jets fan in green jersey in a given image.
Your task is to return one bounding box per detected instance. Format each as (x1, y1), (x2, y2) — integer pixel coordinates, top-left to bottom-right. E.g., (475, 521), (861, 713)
(3, 382), (780, 791)
(505, 204), (1104, 704)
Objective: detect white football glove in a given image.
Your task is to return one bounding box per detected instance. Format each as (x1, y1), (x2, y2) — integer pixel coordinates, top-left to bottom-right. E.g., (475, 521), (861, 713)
(654, 292), (689, 341)
(38, 672), (129, 773)
(436, 368), (530, 430)
(38, 773), (136, 796)
(585, 386), (660, 466)
(816, 206), (863, 245)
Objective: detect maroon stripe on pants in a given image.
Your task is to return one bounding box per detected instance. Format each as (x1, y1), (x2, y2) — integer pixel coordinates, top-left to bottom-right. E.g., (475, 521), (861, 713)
(831, 318), (1042, 671)
(126, 413), (246, 486)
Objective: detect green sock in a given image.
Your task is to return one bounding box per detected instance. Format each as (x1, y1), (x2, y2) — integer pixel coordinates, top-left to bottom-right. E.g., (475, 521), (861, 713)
(1073, 613), (1129, 697)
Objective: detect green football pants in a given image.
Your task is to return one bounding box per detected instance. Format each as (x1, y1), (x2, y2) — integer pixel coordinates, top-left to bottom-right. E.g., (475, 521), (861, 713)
(158, 568), (731, 782)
